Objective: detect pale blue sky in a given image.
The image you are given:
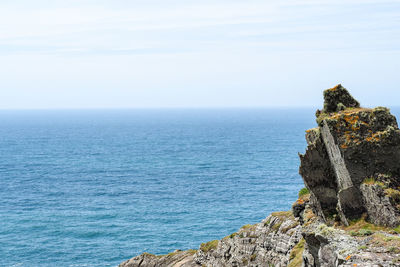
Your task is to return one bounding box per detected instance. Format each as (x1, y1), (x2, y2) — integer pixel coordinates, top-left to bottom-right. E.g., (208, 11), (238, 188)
(1, 0), (399, 109)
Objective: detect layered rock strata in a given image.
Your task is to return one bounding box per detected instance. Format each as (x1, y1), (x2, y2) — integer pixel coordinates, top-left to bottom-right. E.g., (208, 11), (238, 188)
(120, 212), (302, 267)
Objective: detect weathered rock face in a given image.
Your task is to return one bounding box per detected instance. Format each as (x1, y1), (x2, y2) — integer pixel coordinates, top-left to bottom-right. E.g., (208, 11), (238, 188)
(119, 85), (400, 267)
(322, 84), (360, 113)
(120, 212), (303, 267)
(193, 211), (302, 267)
(119, 250), (198, 267)
(300, 85), (400, 227)
(298, 203), (400, 267)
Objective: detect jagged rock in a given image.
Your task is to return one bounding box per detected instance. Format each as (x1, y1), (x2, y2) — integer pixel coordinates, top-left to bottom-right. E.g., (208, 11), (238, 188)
(119, 250), (198, 267)
(360, 183), (400, 227)
(302, 222), (359, 266)
(120, 212), (303, 267)
(193, 212), (302, 267)
(299, 127), (339, 221)
(321, 84), (360, 113)
(300, 86), (400, 226)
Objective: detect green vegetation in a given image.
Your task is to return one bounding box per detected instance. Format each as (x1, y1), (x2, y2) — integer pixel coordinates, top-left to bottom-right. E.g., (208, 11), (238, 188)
(316, 112), (330, 125)
(344, 217), (400, 239)
(350, 229), (373, 236)
(344, 217), (387, 232)
(272, 221), (283, 231)
(298, 188), (309, 198)
(372, 233), (400, 250)
(281, 221), (300, 233)
(288, 239), (305, 267)
(187, 249), (197, 255)
(142, 252), (156, 257)
(250, 254), (257, 262)
(241, 224), (255, 230)
(271, 211), (293, 219)
(229, 233), (237, 239)
(157, 249), (197, 258)
(223, 232), (238, 240)
(363, 177), (385, 187)
(200, 240), (219, 253)
(385, 188), (400, 202)
(318, 224), (335, 237)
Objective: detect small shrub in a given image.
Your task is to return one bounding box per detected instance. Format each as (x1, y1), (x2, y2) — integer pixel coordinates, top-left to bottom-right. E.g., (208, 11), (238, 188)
(350, 229), (373, 236)
(187, 249), (197, 255)
(385, 188), (400, 202)
(281, 221), (300, 233)
(271, 211), (293, 219)
(250, 254), (257, 261)
(298, 187), (309, 198)
(241, 224), (254, 230)
(272, 221), (282, 231)
(337, 103), (346, 111)
(288, 239), (305, 267)
(200, 240), (219, 253)
(363, 177), (385, 187)
(359, 229), (373, 236)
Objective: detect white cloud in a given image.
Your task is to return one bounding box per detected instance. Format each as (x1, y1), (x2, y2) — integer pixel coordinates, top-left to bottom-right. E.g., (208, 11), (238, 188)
(0, 0), (399, 108)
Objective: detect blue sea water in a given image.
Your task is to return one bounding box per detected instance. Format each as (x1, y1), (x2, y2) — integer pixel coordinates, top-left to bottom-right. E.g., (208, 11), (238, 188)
(1, 108), (398, 267)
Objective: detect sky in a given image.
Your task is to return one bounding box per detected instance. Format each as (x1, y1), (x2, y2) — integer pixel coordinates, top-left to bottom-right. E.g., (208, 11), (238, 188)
(0, 0), (399, 109)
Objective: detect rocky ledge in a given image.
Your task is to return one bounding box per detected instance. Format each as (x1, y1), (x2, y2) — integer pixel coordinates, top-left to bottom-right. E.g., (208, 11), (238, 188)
(120, 85), (400, 267)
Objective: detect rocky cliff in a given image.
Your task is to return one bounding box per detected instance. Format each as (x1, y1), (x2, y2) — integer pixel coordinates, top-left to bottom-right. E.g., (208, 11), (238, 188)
(120, 85), (400, 267)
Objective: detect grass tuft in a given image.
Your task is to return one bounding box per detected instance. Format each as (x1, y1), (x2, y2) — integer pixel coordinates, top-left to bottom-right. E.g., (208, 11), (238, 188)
(200, 240), (219, 253)
(298, 188), (309, 198)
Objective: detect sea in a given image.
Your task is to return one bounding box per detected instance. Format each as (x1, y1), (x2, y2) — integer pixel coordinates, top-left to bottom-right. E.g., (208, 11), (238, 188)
(1, 108), (398, 267)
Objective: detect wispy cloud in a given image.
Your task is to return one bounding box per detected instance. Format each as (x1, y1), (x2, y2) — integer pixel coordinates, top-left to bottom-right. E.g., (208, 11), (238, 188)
(0, 0), (399, 109)
(0, 0), (397, 55)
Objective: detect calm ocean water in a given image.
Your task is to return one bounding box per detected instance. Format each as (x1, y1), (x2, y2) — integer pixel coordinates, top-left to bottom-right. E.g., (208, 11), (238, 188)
(1, 108), (398, 267)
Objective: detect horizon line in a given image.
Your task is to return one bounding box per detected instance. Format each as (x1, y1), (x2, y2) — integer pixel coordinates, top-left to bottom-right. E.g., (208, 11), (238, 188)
(0, 106), (324, 111)
(1, 105), (400, 111)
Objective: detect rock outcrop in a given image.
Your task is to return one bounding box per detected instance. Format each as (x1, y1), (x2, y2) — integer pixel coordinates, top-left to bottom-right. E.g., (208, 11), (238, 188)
(300, 84), (400, 227)
(120, 212), (302, 267)
(120, 85), (400, 267)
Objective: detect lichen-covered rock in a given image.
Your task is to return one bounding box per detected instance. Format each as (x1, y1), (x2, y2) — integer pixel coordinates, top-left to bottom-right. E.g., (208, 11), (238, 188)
(321, 84), (360, 113)
(300, 85), (400, 227)
(302, 220), (400, 267)
(360, 183), (400, 227)
(302, 222), (359, 266)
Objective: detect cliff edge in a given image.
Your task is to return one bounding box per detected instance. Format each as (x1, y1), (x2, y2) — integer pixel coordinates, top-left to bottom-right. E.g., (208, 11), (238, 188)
(120, 85), (400, 267)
